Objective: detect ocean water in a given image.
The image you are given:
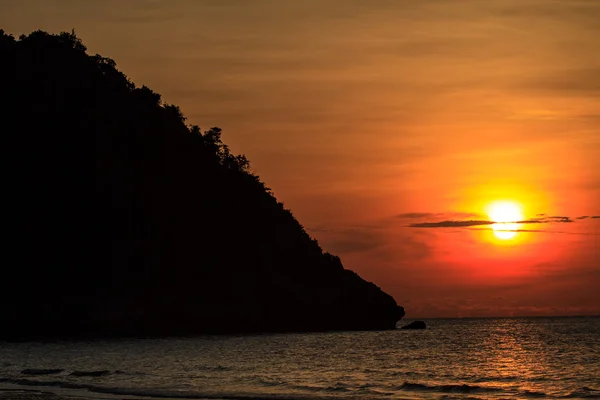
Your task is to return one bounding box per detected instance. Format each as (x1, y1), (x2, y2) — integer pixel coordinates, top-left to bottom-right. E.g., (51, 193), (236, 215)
(0, 317), (599, 400)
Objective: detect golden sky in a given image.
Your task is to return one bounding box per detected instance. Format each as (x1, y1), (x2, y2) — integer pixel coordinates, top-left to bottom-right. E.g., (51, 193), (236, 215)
(4, 0), (599, 317)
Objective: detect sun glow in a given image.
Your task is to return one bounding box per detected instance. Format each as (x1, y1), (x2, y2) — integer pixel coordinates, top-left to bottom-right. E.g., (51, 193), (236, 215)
(487, 201), (524, 240)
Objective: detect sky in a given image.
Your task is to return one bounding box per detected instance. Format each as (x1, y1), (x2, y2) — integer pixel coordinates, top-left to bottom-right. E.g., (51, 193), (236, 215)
(3, 0), (599, 318)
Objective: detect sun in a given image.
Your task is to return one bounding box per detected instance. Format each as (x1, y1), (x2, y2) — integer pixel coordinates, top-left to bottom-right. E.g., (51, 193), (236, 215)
(486, 201), (523, 240)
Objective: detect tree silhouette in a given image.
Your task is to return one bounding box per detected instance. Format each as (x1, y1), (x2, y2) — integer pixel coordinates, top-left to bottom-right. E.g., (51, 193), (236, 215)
(0, 30), (404, 339)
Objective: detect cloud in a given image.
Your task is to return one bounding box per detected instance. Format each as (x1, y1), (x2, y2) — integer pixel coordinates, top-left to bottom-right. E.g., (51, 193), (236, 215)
(498, 1), (600, 23)
(396, 211), (479, 220)
(409, 215), (575, 229)
(396, 212), (440, 219)
(519, 216), (573, 224)
(410, 220), (492, 228)
(519, 67), (600, 97)
(468, 227), (598, 236)
(308, 223), (433, 261)
(310, 227), (384, 254)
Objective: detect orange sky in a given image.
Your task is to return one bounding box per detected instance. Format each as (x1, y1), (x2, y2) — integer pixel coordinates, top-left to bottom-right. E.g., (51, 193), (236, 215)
(3, 0), (599, 317)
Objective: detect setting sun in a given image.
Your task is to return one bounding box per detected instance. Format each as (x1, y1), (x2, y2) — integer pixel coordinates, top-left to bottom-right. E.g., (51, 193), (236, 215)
(487, 201), (524, 240)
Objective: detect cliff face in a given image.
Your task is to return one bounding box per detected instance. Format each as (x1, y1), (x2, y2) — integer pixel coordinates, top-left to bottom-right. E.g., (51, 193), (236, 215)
(0, 30), (404, 339)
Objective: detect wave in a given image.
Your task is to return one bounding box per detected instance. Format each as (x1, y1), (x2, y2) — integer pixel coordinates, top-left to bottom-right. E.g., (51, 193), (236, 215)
(521, 390), (548, 397)
(563, 386), (600, 399)
(398, 381), (505, 394)
(196, 365), (231, 371)
(17, 368), (146, 378)
(473, 375), (519, 383)
(0, 377), (335, 400)
(257, 378), (285, 387)
(20, 369), (64, 375)
(4, 375), (596, 400)
(70, 370), (111, 377)
(288, 382), (352, 393)
(398, 381), (600, 399)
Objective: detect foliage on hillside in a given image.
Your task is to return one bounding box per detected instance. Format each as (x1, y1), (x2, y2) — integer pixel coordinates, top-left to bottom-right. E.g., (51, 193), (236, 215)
(0, 30), (404, 338)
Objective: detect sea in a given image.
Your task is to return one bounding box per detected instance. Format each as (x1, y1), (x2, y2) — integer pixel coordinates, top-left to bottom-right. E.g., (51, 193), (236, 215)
(0, 317), (598, 400)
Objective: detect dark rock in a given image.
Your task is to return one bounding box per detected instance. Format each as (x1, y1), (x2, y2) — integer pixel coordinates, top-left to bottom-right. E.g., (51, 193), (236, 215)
(401, 320), (427, 330)
(21, 369), (64, 375)
(0, 30), (405, 340)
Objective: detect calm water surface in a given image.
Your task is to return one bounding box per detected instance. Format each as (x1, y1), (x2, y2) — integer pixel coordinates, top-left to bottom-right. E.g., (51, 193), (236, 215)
(0, 317), (599, 400)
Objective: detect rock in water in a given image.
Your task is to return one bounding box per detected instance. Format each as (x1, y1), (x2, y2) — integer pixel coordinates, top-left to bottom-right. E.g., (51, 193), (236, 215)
(0, 30), (405, 340)
(401, 321), (427, 330)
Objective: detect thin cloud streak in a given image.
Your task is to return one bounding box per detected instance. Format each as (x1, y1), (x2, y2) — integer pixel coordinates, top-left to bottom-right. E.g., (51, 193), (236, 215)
(396, 212), (440, 219)
(396, 211), (480, 220)
(409, 215), (576, 228)
(410, 220), (493, 228)
(467, 227), (600, 236)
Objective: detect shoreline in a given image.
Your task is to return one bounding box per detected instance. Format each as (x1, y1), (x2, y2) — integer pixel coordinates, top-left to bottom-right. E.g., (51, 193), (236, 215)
(0, 384), (112, 400)
(0, 384), (215, 400)
(0, 388), (87, 400)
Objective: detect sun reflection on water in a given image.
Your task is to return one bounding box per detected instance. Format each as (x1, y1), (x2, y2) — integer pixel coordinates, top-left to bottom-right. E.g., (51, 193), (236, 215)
(481, 319), (554, 395)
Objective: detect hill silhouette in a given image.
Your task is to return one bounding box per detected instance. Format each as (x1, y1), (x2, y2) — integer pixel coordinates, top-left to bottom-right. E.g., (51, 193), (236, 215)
(0, 30), (405, 339)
